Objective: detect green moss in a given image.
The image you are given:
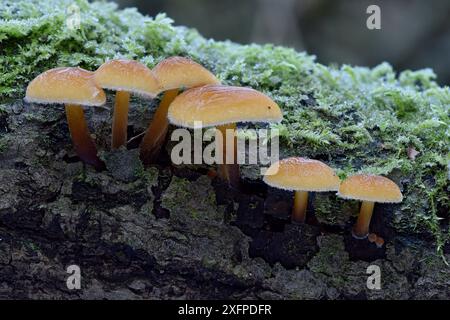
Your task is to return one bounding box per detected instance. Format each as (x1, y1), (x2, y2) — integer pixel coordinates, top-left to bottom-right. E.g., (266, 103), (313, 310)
(161, 176), (222, 223)
(1, 0), (449, 256)
(25, 240), (40, 252)
(313, 193), (358, 226)
(74, 170), (97, 187)
(23, 112), (44, 122)
(135, 167), (159, 188)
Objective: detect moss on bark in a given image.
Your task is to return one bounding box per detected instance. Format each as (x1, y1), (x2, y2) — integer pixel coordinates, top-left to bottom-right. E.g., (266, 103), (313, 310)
(0, 0), (448, 260)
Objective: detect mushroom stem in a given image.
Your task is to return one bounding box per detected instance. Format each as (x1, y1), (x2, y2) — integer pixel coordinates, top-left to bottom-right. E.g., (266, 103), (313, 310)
(292, 190), (308, 223)
(65, 104), (104, 170)
(111, 90), (131, 149)
(140, 89), (179, 164)
(217, 123), (240, 188)
(353, 201), (375, 239)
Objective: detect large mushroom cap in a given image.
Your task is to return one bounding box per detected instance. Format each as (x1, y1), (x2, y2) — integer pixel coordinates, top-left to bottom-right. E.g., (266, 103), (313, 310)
(94, 59), (159, 97)
(263, 157), (340, 192)
(25, 67), (106, 106)
(167, 85), (282, 128)
(152, 56), (220, 91)
(337, 174), (403, 203)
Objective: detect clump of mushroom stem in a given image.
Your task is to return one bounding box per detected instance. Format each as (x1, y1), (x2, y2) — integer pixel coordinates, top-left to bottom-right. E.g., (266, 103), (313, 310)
(139, 89), (179, 164)
(216, 123), (240, 188)
(65, 104), (105, 170)
(353, 201), (375, 238)
(292, 190), (309, 223)
(140, 56), (220, 165)
(111, 90), (131, 149)
(93, 59), (159, 150)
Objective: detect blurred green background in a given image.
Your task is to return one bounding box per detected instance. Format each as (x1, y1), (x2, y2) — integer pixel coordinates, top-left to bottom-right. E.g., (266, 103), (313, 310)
(116, 0), (450, 85)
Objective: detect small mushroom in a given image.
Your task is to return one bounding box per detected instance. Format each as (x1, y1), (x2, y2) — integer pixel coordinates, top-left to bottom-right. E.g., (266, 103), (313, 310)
(263, 157), (340, 223)
(375, 236), (385, 248)
(25, 67), (106, 170)
(368, 233), (378, 243)
(140, 57), (220, 165)
(337, 174), (403, 239)
(94, 59), (159, 149)
(167, 85), (282, 188)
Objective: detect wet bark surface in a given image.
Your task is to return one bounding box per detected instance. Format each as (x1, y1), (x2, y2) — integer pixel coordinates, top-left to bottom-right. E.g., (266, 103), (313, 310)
(0, 100), (448, 300)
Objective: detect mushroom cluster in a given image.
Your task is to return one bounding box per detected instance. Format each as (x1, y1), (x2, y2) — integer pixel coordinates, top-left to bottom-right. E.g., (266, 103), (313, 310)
(24, 57), (282, 183)
(25, 57), (403, 242)
(263, 158), (403, 241)
(140, 57), (221, 165)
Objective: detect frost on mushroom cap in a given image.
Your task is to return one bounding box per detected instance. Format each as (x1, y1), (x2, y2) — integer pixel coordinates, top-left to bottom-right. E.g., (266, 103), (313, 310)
(167, 85), (283, 128)
(152, 56), (220, 92)
(263, 157), (340, 192)
(25, 67), (106, 106)
(337, 174), (403, 203)
(94, 59), (159, 97)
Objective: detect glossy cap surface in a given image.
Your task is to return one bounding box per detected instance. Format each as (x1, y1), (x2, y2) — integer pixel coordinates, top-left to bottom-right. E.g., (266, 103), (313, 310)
(263, 157), (340, 192)
(152, 56), (220, 92)
(94, 59), (159, 97)
(338, 174), (403, 203)
(168, 85), (282, 128)
(25, 67), (106, 106)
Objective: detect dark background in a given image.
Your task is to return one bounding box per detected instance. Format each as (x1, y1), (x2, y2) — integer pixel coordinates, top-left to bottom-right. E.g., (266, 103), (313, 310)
(116, 0), (450, 85)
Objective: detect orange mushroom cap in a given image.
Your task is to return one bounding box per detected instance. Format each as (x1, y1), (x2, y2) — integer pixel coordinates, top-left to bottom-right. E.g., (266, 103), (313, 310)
(263, 157), (340, 192)
(337, 174), (403, 203)
(94, 59), (160, 97)
(167, 85), (282, 128)
(25, 67), (106, 106)
(152, 56), (220, 92)
(368, 233), (378, 243)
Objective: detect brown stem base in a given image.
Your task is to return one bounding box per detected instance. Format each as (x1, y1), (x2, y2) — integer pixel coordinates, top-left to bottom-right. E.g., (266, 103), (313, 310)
(216, 123), (240, 188)
(352, 201), (375, 239)
(112, 91), (130, 149)
(292, 190), (308, 223)
(65, 104), (104, 170)
(140, 89), (179, 165)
